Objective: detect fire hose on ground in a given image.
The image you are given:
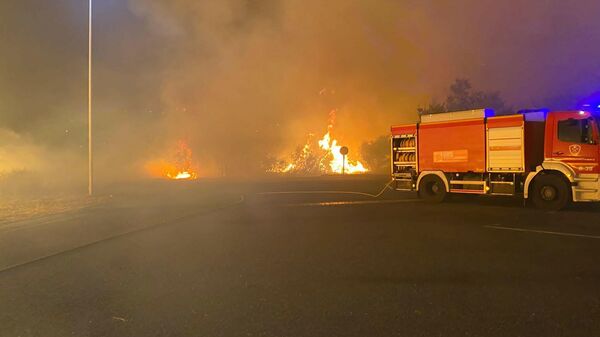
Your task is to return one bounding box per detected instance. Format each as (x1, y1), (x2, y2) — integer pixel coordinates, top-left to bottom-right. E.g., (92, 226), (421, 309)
(257, 179), (395, 199)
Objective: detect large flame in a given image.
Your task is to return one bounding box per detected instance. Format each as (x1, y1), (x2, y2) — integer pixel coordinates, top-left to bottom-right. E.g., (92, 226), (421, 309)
(146, 140), (199, 180)
(269, 110), (368, 175)
(168, 171), (195, 180)
(318, 131), (368, 174)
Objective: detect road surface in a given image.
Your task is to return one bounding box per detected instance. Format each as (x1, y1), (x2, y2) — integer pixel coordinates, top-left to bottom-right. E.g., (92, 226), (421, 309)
(1, 177), (600, 336)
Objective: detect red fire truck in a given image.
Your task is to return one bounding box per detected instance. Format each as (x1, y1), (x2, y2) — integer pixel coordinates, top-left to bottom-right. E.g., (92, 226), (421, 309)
(391, 109), (600, 209)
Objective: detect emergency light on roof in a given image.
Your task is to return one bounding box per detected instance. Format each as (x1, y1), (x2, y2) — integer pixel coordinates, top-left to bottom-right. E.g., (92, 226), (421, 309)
(420, 109), (494, 123)
(518, 108), (548, 122)
(580, 103), (600, 111)
(517, 108), (549, 115)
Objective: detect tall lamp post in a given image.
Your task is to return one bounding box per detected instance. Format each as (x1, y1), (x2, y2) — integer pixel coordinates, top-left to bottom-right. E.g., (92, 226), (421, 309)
(88, 0), (93, 196)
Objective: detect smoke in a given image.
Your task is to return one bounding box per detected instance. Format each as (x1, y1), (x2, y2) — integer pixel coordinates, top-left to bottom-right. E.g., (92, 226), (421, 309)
(3, 0), (600, 192)
(126, 0), (600, 176)
(124, 0), (435, 176)
(0, 129), (44, 176)
(0, 128), (86, 197)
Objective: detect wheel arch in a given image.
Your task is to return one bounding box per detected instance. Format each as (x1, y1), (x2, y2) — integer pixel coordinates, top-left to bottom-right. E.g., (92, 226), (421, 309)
(416, 171), (450, 192)
(524, 162), (575, 199)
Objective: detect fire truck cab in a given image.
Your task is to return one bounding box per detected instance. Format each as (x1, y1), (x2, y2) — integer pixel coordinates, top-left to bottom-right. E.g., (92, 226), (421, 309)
(391, 109), (600, 210)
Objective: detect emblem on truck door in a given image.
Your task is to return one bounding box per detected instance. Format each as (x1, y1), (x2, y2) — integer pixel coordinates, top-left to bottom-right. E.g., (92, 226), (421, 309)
(569, 144), (582, 156)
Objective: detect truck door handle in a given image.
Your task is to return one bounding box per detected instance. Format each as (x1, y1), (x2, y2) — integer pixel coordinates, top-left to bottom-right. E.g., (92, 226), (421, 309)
(553, 151), (564, 155)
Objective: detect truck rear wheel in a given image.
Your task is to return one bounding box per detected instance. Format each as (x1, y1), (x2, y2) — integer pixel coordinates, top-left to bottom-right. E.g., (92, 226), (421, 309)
(531, 174), (571, 210)
(418, 175), (447, 203)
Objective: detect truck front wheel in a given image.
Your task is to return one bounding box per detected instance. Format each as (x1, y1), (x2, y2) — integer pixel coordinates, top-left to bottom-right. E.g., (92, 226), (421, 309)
(531, 174), (571, 210)
(418, 175), (447, 203)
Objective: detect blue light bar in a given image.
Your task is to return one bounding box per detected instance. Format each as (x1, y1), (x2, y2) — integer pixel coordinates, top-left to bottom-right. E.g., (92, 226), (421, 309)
(484, 109), (495, 117)
(517, 108), (549, 114)
(518, 108), (549, 121)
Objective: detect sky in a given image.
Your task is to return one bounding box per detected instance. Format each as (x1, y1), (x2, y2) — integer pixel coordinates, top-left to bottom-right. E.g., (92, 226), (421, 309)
(2, 0), (600, 189)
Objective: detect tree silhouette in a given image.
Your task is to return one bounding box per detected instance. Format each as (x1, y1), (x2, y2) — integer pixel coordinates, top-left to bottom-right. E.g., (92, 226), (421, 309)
(420, 79), (510, 115)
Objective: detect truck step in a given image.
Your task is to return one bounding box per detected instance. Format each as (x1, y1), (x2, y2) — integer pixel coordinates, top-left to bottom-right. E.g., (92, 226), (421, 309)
(449, 180), (486, 185)
(450, 189), (486, 194)
(573, 188), (598, 193)
(489, 181), (514, 185)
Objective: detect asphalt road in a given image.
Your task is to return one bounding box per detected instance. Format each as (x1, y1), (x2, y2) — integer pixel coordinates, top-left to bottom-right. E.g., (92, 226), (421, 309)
(2, 176), (600, 337)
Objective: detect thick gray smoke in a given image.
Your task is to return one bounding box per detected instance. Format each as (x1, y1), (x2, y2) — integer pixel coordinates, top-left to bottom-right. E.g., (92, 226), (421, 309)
(2, 0), (600, 195)
(126, 0), (431, 176)
(126, 0), (600, 176)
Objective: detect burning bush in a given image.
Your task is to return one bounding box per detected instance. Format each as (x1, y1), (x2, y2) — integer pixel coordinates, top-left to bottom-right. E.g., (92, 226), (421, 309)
(268, 111), (368, 175)
(145, 140), (200, 180)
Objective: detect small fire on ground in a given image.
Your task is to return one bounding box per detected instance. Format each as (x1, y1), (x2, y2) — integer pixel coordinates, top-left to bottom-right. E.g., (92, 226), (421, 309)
(145, 140), (199, 180)
(269, 111), (368, 175)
